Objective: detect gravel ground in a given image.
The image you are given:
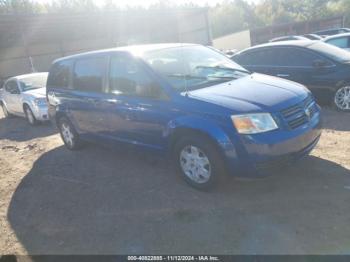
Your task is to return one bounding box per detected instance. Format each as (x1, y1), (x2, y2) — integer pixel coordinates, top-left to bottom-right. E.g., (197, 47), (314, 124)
(0, 108), (349, 255)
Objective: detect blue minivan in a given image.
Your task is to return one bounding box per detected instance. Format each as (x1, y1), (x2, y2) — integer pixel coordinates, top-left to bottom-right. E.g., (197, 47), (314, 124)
(47, 44), (322, 189)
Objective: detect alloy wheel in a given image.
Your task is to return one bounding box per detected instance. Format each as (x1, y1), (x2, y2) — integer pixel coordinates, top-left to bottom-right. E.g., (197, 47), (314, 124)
(334, 86), (350, 111)
(61, 122), (74, 148)
(2, 104), (9, 117)
(25, 107), (35, 124)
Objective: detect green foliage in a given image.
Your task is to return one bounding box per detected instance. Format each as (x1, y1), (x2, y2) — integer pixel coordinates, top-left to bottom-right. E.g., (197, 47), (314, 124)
(0, 0), (44, 14)
(328, 0), (350, 26)
(209, 0), (263, 37)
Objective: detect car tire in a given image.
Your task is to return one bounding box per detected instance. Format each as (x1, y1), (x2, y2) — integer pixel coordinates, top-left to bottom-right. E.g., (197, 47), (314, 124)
(173, 134), (226, 190)
(333, 85), (350, 112)
(1, 103), (12, 118)
(58, 116), (83, 150)
(24, 105), (38, 125)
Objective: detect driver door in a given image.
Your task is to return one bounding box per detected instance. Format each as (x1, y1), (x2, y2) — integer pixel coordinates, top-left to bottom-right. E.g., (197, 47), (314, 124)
(104, 54), (172, 148)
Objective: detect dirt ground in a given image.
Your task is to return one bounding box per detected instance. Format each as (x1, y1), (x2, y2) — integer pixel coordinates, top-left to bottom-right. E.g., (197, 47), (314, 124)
(0, 108), (349, 255)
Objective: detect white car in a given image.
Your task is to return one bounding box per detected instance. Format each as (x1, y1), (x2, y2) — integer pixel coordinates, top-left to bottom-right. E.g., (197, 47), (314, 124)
(0, 72), (49, 125)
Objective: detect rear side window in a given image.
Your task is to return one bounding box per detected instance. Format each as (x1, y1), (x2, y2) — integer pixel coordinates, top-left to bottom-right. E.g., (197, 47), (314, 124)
(238, 47), (330, 67)
(47, 60), (72, 89)
(275, 48), (332, 67)
(5, 81), (19, 94)
(326, 37), (349, 49)
(73, 56), (106, 93)
(269, 48), (316, 67)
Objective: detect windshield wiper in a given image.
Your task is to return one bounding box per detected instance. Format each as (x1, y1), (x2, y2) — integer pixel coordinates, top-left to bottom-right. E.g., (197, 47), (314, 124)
(207, 75), (237, 79)
(167, 74), (237, 80)
(24, 87), (41, 91)
(195, 65), (250, 74)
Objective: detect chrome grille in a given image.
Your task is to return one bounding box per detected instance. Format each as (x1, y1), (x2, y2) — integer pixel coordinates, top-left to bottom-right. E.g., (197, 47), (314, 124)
(280, 96), (316, 130)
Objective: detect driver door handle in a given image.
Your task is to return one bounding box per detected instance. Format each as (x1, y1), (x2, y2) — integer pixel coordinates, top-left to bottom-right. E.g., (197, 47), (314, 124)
(105, 98), (120, 104)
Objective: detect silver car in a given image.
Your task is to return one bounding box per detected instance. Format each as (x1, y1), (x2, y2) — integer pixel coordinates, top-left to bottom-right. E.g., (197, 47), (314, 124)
(0, 72), (49, 125)
(323, 33), (350, 51)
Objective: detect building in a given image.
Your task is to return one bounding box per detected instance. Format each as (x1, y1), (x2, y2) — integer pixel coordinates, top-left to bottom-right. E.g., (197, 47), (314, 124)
(0, 8), (211, 82)
(213, 30), (251, 51)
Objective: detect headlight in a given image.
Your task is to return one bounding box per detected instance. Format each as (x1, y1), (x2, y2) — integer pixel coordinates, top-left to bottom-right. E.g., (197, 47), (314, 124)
(34, 98), (47, 106)
(231, 113), (278, 134)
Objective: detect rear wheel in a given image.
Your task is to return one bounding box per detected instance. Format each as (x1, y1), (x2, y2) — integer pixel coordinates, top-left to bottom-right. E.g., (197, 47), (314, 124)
(173, 134), (226, 190)
(1, 103), (11, 118)
(24, 105), (37, 125)
(58, 117), (83, 150)
(334, 86), (350, 112)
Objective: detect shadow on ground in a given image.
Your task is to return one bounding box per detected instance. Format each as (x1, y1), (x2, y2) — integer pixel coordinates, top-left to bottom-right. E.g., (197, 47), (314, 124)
(320, 107), (350, 131)
(7, 144), (350, 255)
(0, 116), (56, 142)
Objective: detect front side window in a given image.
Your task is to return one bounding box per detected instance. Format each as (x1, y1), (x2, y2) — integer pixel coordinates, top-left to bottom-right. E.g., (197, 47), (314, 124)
(19, 74), (48, 92)
(47, 60), (72, 89)
(273, 48), (325, 67)
(109, 55), (161, 98)
(142, 45), (249, 92)
(73, 56), (106, 93)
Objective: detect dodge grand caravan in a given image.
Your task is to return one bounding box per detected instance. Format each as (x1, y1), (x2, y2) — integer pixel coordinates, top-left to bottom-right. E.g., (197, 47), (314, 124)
(47, 44), (322, 190)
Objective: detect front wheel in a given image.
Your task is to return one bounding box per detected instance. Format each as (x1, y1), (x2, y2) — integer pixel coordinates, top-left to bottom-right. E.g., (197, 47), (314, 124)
(334, 86), (350, 112)
(58, 117), (83, 150)
(1, 103), (11, 118)
(24, 105), (38, 125)
(173, 135), (226, 190)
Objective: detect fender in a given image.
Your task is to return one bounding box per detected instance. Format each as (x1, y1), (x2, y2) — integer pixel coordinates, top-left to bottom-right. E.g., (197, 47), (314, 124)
(165, 115), (238, 162)
(21, 97), (34, 112)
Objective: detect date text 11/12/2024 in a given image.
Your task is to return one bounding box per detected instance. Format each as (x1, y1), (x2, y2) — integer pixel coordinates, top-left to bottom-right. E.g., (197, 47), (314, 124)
(127, 255), (220, 261)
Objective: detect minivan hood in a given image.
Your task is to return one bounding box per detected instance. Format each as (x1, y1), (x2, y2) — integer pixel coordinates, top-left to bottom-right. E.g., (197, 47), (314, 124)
(22, 87), (46, 98)
(187, 73), (308, 113)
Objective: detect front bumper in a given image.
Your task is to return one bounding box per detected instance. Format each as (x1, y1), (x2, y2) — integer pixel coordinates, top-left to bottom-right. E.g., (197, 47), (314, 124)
(32, 104), (49, 121)
(254, 134), (320, 172)
(223, 107), (322, 177)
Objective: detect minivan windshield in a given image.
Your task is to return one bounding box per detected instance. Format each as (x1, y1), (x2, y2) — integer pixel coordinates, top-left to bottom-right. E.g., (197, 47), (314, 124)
(142, 45), (250, 92)
(309, 41), (350, 63)
(19, 74), (48, 92)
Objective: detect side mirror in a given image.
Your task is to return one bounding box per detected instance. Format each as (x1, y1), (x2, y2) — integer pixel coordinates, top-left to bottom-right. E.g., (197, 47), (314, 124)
(313, 59), (328, 69)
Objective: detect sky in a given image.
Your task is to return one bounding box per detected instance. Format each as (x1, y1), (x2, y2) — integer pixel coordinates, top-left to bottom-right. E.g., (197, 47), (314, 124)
(34, 0), (262, 8)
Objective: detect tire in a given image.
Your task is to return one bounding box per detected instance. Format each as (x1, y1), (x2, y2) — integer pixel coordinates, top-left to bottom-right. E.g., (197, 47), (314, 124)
(173, 134), (226, 190)
(24, 105), (38, 125)
(333, 86), (350, 112)
(1, 103), (12, 118)
(58, 116), (83, 150)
